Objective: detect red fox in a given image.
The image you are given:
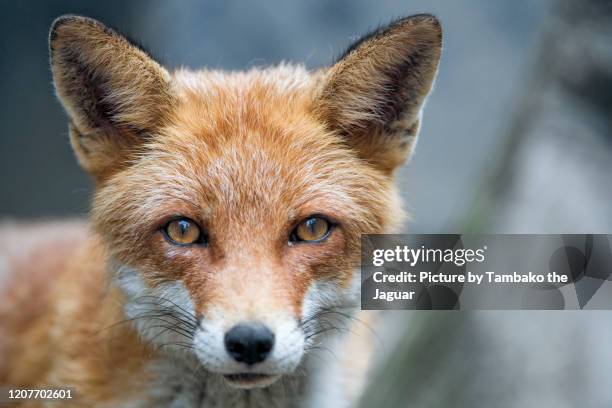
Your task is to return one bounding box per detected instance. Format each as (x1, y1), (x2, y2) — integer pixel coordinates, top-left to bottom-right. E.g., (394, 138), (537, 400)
(0, 14), (441, 407)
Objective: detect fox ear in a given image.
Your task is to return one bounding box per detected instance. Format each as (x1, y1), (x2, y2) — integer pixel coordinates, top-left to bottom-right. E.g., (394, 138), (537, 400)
(49, 15), (173, 179)
(315, 15), (442, 174)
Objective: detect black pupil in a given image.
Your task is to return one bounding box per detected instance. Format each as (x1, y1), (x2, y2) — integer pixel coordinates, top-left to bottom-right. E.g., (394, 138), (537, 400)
(305, 218), (318, 232)
(178, 220), (190, 236)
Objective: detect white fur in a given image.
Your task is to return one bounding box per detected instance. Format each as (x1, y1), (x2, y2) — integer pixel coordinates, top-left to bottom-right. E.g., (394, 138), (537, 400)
(302, 272), (361, 323)
(113, 263), (197, 353)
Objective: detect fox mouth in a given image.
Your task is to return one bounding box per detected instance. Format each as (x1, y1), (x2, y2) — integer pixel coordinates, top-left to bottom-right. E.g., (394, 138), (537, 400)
(222, 373), (281, 389)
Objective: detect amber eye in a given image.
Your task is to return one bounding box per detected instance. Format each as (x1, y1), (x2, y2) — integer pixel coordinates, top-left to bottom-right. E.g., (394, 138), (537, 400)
(163, 218), (205, 246)
(290, 216), (332, 243)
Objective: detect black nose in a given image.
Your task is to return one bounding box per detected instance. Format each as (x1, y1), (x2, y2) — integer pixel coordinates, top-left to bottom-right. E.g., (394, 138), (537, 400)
(224, 323), (275, 365)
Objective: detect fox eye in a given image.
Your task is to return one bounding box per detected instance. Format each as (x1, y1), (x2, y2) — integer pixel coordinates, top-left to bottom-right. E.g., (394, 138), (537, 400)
(290, 217), (332, 243)
(163, 218), (205, 246)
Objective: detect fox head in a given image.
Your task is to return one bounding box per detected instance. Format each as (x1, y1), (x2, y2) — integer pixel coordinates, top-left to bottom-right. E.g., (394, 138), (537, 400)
(49, 15), (441, 388)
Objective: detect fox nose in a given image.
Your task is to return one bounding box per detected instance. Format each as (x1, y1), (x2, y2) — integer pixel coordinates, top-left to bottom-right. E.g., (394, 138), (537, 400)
(224, 323), (275, 365)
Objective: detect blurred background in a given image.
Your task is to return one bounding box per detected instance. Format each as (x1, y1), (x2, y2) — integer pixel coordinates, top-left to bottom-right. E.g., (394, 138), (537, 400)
(1, 1), (611, 407)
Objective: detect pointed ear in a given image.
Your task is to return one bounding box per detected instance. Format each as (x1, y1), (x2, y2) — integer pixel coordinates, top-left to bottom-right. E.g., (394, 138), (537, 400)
(314, 14), (442, 174)
(49, 15), (173, 179)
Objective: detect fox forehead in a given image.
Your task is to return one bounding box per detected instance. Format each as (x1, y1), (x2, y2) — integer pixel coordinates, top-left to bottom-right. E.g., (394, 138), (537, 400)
(170, 63), (319, 139)
(112, 65), (393, 223)
(167, 63), (330, 170)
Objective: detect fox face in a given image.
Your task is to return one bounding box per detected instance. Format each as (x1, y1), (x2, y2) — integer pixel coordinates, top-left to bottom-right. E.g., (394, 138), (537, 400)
(49, 15), (441, 389)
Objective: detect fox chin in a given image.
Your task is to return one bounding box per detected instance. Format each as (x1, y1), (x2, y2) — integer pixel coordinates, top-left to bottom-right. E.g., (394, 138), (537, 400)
(0, 13), (441, 408)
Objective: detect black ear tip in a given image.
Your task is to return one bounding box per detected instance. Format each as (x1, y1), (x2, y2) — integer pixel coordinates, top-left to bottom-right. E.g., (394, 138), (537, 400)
(49, 15), (104, 46)
(399, 13), (442, 37)
(337, 13), (443, 62)
(407, 13), (441, 26)
(398, 14), (443, 46)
